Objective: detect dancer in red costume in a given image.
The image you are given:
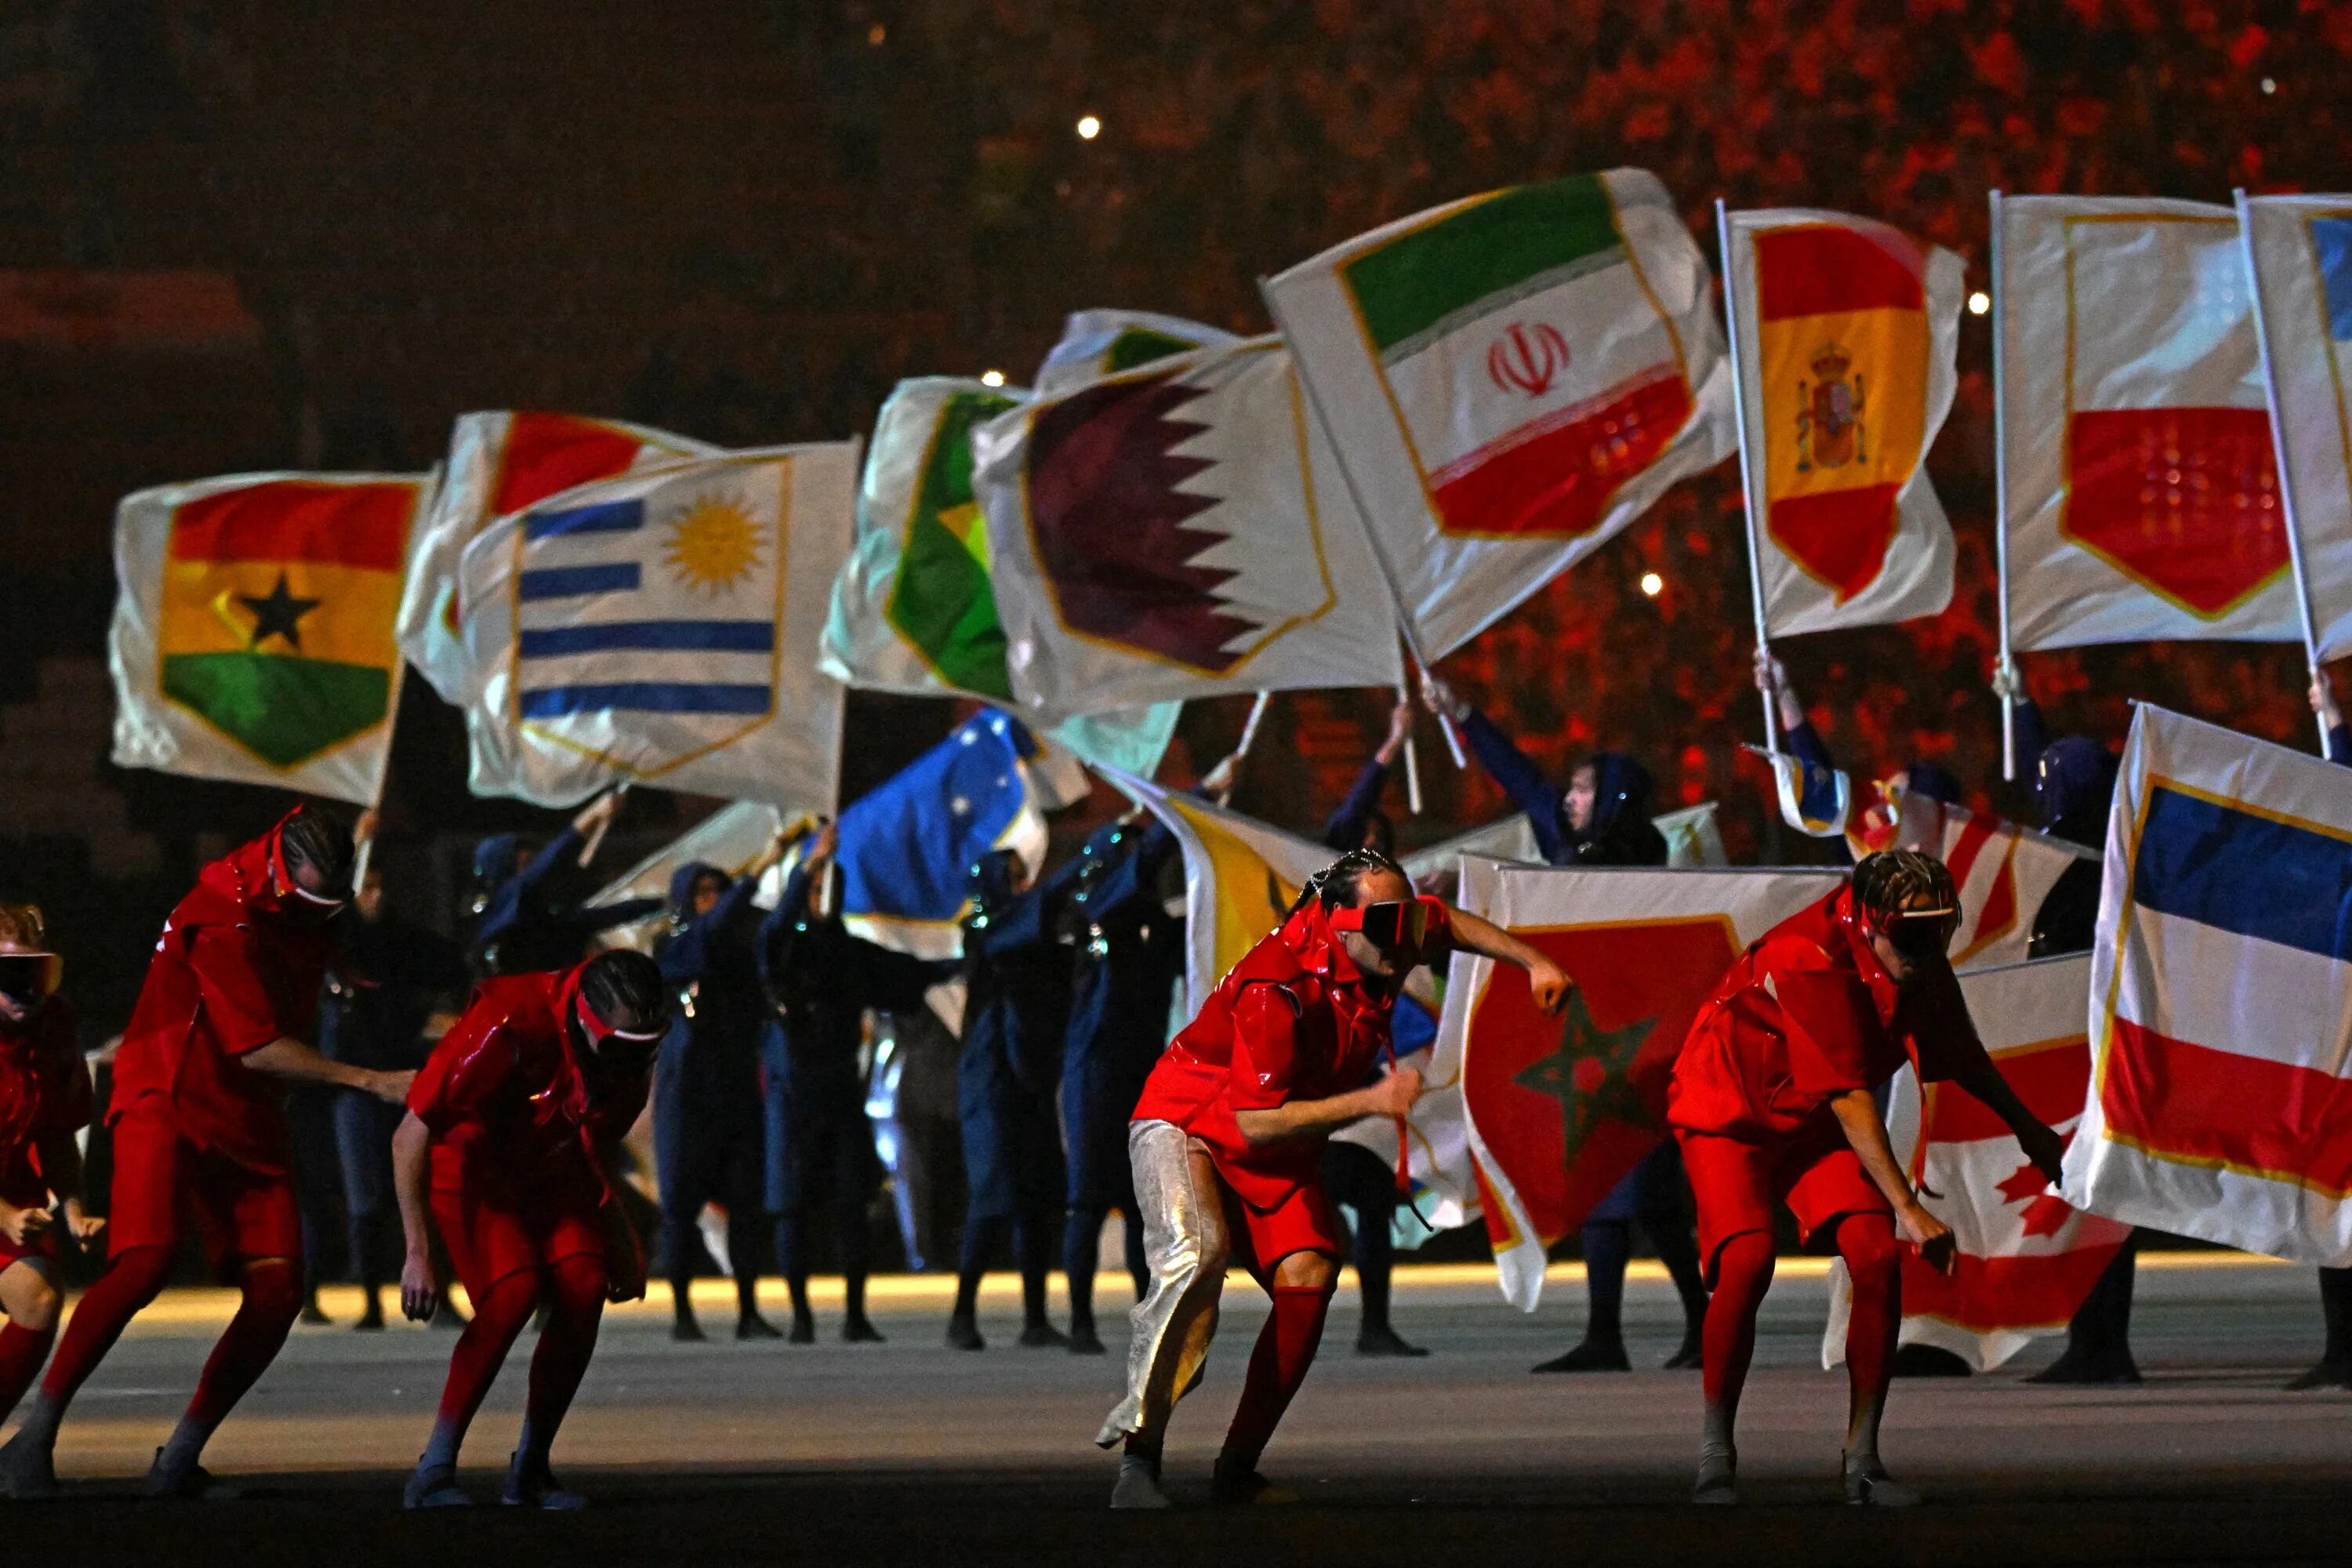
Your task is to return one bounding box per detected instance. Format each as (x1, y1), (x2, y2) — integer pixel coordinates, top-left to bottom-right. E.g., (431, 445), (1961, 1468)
(0, 906), (100, 1429)
(1097, 848), (1570, 1508)
(0, 809), (408, 1501)
(394, 949), (669, 1511)
(1670, 849), (2067, 1506)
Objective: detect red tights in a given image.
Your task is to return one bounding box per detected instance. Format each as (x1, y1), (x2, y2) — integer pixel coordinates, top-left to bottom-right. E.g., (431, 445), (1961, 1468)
(39, 1247), (299, 1436)
(425, 1255), (607, 1467)
(1223, 1283), (1334, 1460)
(1702, 1214), (1899, 1448)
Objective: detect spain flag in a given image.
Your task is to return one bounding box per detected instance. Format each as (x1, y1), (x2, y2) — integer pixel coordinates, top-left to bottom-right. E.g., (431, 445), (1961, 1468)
(1725, 209), (1963, 636)
(112, 472), (430, 804)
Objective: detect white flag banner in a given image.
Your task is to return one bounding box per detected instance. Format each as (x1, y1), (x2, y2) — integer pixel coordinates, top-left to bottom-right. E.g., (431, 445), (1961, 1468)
(974, 336), (1404, 713)
(1033, 310), (1240, 399)
(110, 471), (432, 805)
(399, 412), (715, 704)
(1722, 207), (1962, 634)
(1823, 954), (2130, 1371)
(2240, 194), (2352, 662)
(1399, 802), (1726, 889)
(589, 801), (808, 954)
(459, 444), (854, 811)
(1266, 168), (1735, 658)
(1998, 196), (2299, 650)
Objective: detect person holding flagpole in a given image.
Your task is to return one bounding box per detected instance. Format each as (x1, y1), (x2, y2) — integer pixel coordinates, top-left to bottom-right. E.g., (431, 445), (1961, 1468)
(466, 791), (664, 978)
(1097, 848), (1570, 1508)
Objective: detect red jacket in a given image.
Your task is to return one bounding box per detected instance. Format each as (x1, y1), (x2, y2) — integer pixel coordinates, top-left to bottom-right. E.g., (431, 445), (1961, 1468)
(1131, 900), (1441, 1209)
(0, 996), (90, 1211)
(111, 816), (336, 1173)
(407, 964), (652, 1216)
(1669, 886), (1987, 1144)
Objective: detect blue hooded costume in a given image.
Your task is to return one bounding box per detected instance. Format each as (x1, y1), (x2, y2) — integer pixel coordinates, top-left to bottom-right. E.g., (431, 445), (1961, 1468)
(467, 829), (663, 977)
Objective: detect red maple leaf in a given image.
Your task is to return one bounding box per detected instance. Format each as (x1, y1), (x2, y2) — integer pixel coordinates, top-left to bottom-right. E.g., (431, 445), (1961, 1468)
(1994, 1160), (2048, 1207)
(2019, 1195), (2076, 1239)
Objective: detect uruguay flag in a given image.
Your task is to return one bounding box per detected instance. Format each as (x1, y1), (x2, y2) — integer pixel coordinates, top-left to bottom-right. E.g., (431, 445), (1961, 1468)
(458, 445), (857, 811)
(2060, 705), (2352, 1264)
(834, 710), (1051, 960)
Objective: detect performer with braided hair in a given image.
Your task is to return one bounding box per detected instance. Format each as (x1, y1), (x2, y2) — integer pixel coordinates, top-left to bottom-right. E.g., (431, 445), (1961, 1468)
(1097, 848), (1570, 1509)
(1670, 850), (2067, 1507)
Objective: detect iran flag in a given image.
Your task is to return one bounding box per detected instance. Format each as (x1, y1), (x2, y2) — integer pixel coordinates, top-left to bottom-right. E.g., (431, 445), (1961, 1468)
(1268, 169), (1734, 658)
(1450, 862), (1842, 1308)
(1824, 953), (2129, 1371)
(1998, 196), (2298, 649)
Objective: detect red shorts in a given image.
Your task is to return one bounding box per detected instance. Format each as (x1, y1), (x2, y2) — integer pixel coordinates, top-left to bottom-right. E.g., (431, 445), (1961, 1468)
(107, 1099), (301, 1276)
(1214, 1169), (1344, 1282)
(430, 1156), (607, 1300)
(1677, 1114), (1888, 1284)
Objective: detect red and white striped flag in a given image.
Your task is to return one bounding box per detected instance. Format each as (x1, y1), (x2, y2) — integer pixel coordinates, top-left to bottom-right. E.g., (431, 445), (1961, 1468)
(1846, 787), (2094, 970)
(1826, 953), (2129, 1370)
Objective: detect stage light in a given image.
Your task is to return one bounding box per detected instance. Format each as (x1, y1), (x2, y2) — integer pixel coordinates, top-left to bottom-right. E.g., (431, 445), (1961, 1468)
(2261, 77), (2276, 95)
(1639, 572), (1664, 597)
(979, 369), (1006, 387)
(868, 22), (886, 44)
(1076, 114), (1102, 141)
(1967, 291), (1991, 316)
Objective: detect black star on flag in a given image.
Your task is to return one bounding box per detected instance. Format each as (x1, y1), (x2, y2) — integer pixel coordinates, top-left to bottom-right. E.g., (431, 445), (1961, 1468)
(238, 572), (321, 652)
(1513, 989), (1658, 1169)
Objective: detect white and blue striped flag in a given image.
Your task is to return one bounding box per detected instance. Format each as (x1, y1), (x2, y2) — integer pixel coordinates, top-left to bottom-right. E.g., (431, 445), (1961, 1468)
(458, 443), (856, 811)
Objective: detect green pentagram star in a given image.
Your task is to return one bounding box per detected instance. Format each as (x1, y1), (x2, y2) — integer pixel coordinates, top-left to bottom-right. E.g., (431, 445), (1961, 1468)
(1512, 989), (1657, 1169)
(238, 572), (321, 652)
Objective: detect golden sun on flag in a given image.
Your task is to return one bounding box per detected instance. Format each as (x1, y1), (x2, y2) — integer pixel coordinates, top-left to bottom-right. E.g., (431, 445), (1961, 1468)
(663, 493), (764, 595)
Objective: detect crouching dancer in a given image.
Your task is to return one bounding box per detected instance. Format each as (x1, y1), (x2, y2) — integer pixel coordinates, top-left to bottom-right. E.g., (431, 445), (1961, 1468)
(1670, 851), (2066, 1507)
(1096, 848), (1570, 1508)
(394, 949), (670, 1510)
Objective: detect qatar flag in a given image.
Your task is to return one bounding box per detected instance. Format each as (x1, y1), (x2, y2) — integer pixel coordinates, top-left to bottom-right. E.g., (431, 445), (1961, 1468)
(1825, 953), (2129, 1371)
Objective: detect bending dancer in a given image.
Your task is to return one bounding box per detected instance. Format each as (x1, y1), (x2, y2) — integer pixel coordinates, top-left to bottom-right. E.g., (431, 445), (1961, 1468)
(1423, 674), (1708, 1371)
(395, 949), (667, 1509)
(653, 838), (786, 1342)
(0, 906), (100, 1427)
(1671, 850), (2065, 1506)
(1061, 815), (1184, 1356)
(0, 811), (412, 1501)
(1098, 848), (1570, 1508)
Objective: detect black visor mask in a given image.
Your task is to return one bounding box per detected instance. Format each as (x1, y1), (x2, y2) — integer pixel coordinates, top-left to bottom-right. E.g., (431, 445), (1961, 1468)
(1876, 904), (1958, 966)
(0, 953), (61, 1011)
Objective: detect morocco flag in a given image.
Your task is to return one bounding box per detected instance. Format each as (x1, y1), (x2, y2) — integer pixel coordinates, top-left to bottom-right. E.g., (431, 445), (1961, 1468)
(1825, 953), (2129, 1370)
(397, 411), (716, 704)
(1722, 209), (1962, 634)
(1267, 169), (1734, 658)
(111, 472), (430, 804)
(1452, 863), (1842, 1308)
(1998, 196), (2298, 649)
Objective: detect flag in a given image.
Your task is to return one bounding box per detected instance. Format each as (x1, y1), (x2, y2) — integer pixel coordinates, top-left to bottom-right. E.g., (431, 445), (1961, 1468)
(459, 445), (854, 811)
(588, 800), (810, 954)
(833, 711), (1053, 960)
(110, 472), (430, 804)
(1722, 209), (1962, 633)
(2239, 195), (2352, 661)
(818, 375), (1180, 777)
(1823, 953), (2131, 1371)
(1998, 197), (2296, 649)
(1454, 863), (1843, 1308)
(2060, 704), (2352, 1264)
(1034, 310), (1240, 399)
(1768, 750), (1853, 837)
(1840, 784), (2096, 970)
(1266, 169), (1735, 658)
(398, 411), (715, 704)
(1399, 803), (1728, 887)
(972, 336), (1405, 712)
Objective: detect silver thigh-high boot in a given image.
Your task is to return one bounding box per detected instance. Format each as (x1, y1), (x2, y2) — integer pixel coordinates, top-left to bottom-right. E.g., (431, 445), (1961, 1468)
(1097, 1121), (1230, 1479)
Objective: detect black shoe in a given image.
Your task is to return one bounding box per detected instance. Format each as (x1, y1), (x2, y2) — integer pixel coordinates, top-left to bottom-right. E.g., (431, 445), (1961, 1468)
(842, 1316), (886, 1344)
(1663, 1327), (1705, 1370)
(2026, 1344), (2141, 1385)
(1019, 1319), (1071, 1348)
(946, 1313), (985, 1351)
(403, 1464), (471, 1509)
(1693, 1444), (1737, 1505)
(502, 1450), (585, 1512)
(1532, 1336), (1630, 1374)
(2285, 1357), (2352, 1391)
(0, 1428), (60, 1501)
(144, 1448), (238, 1501)
(1843, 1453), (1922, 1507)
(735, 1312), (782, 1341)
(1892, 1343), (1973, 1378)
(788, 1313), (817, 1345)
(1210, 1450), (1298, 1506)
(1069, 1323), (1107, 1356)
(1356, 1323), (1429, 1358)
(670, 1316), (706, 1343)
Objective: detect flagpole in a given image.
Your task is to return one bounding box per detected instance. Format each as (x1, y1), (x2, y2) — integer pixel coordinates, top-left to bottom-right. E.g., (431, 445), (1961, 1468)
(2236, 188), (2336, 762)
(1232, 690), (1274, 761)
(1257, 274), (1469, 770)
(1396, 683), (1424, 815)
(1714, 200), (1780, 759)
(1990, 189), (2021, 781)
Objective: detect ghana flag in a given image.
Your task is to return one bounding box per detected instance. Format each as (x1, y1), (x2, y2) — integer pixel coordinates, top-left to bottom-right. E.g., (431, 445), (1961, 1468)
(111, 472), (429, 804)
(1267, 167), (1734, 657)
